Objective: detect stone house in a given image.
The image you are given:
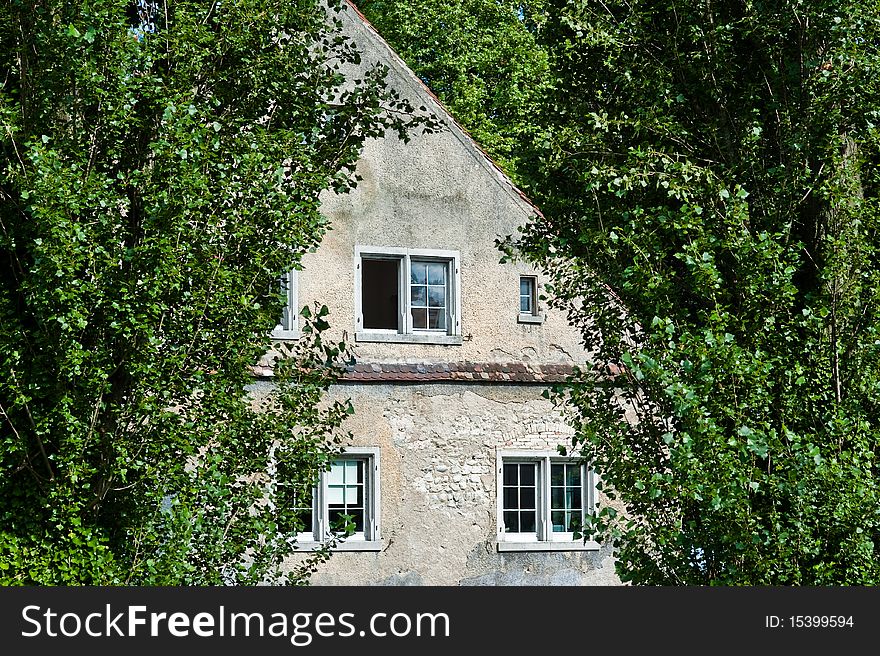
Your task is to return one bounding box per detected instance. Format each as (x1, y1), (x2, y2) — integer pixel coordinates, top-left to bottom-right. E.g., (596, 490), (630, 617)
(252, 1), (619, 585)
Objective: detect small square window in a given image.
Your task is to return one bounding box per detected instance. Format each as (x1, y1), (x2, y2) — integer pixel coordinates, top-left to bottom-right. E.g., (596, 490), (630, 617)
(518, 276), (542, 324)
(497, 451), (597, 551)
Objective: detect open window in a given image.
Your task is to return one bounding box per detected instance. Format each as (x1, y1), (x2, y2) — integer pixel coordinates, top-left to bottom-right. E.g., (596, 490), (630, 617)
(355, 246), (461, 345)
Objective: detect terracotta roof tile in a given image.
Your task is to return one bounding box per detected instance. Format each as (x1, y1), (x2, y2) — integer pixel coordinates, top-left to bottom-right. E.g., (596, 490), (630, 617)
(335, 361), (578, 383)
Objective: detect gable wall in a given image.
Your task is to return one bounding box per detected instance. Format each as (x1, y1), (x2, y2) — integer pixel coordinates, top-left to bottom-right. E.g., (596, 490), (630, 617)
(297, 3), (588, 366)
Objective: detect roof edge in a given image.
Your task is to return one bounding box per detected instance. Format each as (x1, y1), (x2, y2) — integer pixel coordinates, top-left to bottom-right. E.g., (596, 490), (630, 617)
(341, 0), (545, 220)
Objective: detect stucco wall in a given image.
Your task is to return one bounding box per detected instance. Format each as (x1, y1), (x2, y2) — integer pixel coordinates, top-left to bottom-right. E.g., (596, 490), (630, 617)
(253, 381), (619, 586)
(292, 4), (588, 367)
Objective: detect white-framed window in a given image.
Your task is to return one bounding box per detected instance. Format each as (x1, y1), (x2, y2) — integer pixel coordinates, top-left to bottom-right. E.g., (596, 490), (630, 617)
(518, 275), (543, 324)
(271, 270), (299, 340)
(496, 450), (599, 552)
(354, 246), (461, 344)
(278, 447), (381, 552)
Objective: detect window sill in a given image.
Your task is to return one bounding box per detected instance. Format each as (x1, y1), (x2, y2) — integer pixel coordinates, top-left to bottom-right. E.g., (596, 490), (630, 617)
(517, 314), (544, 325)
(295, 540), (383, 552)
(271, 329), (300, 341)
(496, 540), (600, 552)
(355, 332), (462, 345)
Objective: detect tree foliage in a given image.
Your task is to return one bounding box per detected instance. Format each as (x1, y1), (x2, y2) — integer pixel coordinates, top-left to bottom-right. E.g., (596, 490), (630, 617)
(359, 0), (551, 183)
(0, 0), (426, 584)
(362, 0), (880, 584)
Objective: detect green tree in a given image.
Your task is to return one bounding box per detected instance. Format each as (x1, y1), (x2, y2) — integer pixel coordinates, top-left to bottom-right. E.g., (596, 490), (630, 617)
(359, 0), (551, 184)
(0, 0), (427, 584)
(363, 0), (880, 584)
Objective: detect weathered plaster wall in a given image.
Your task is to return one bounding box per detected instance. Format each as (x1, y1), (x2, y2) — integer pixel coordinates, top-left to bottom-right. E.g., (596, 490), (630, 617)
(250, 381), (620, 586)
(292, 4), (587, 367)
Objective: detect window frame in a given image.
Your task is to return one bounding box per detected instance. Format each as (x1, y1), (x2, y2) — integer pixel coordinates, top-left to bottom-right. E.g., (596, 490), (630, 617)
(271, 269), (299, 340)
(517, 275), (543, 324)
(354, 246), (462, 345)
(290, 447), (382, 552)
(496, 450), (599, 552)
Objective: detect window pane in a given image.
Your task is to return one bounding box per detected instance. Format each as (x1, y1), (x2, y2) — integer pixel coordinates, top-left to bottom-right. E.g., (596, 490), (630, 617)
(428, 286), (446, 308)
(427, 262), (446, 285)
(551, 510), (566, 532)
(503, 487), (519, 509)
(411, 308), (427, 329)
(428, 309), (445, 329)
(345, 483), (363, 506)
(519, 463), (535, 486)
(519, 486), (535, 510)
(410, 262), (427, 284)
(362, 258), (399, 330)
(297, 509), (313, 534)
(279, 272), (295, 330)
(567, 488), (582, 510)
(277, 483), (313, 535)
(347, 460), (360, 483)
(329, 509), (364, 533)
(519, 511), (536, 533)
(503, 511), (520, 533)
(410, 285), (427, 306)
(520, 277), (535, 314)
(503, 464), (518, 485)
(567, 465), (582, 487)
(551, 487), (564, 509)
(348, 510), (364, 532)
(551, 464), (564, 486)
(327, 486), (345, 505)
(328, 462), (345, 486)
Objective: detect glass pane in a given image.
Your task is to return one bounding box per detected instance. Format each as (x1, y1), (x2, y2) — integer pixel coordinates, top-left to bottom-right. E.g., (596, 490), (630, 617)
(567, 465), (581, 487)
(519, 463), (535, 486)
(328, 462), (344, 486)
(428, 286), (446, 308)
(519, 511), (536, 533)
(297, 510), (313, 533)
(329, 509), (364, 533)
(410, 285), (427, 306)
(503, 487), (519, 510)
(520, 296), (530, 313)
(551, 487), (564, 509)
(503, 511), (519, 533)
(349, 510), (364, 532)
(567, 488), (582, 510)
(520, 278), (530, 296)
(346, 460), (360, 483)
(427, 262), (446, 285)
(411, 308), (427, 329)
(551, 511), (566, 532)
(327, 486), (345, 505)
(345, 484), (363, 506)
(503, 464), (518, 485)
(551, 464), (564, 486)
(292, 485), (313, 510)
(428, 309), (445, 329)
(519, 486), (535, 510)
(410, 262), (427, 284)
